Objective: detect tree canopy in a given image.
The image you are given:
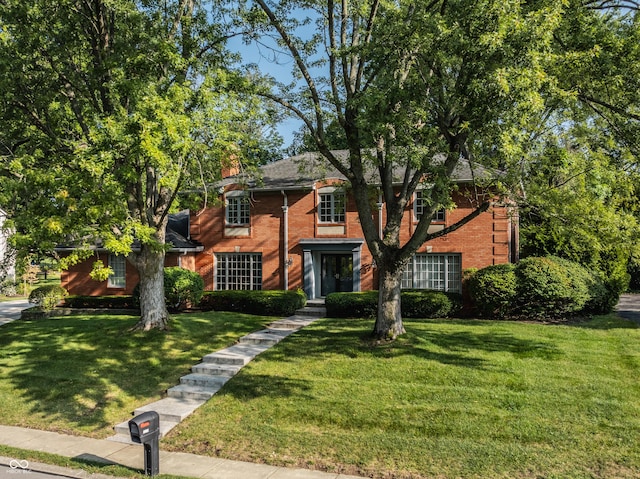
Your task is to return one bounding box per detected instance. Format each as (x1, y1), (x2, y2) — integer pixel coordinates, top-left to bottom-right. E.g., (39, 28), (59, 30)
(0, 0), (279, 329)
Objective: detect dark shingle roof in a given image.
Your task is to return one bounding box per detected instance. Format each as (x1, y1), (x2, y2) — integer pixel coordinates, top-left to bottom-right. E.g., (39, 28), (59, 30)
(220, 150), (496, 191)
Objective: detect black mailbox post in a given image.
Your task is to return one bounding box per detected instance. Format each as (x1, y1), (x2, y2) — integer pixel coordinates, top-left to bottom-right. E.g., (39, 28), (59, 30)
(128, 411), (160, 476)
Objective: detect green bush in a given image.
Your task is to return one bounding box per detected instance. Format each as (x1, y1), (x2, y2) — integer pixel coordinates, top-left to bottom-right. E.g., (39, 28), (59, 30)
(63, 295), (138, 309)
(28, 285), (68, 311)
(164, 267), (204, 309)
(199, 289), (307, 316)
(515, 257), (589, 319)
(133, 267), (205, 311)
(325, 290), (461, 319)
(468, 264), (517, 319)
(326, 291), (378, 318)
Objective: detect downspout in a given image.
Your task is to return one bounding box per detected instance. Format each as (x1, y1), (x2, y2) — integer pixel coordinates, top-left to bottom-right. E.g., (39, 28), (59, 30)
(281, 190), (289, 290)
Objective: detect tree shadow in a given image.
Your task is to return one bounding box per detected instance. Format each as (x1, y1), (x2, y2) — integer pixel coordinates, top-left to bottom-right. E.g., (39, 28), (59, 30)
(0, 312), (270, 436)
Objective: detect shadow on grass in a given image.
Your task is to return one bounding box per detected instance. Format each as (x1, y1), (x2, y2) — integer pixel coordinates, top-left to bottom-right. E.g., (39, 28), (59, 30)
(260, 318), (563, 371)
(0, 312), (271, 435)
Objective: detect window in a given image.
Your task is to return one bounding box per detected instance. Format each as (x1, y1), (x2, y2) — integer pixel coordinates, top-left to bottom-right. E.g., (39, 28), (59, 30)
(414, 191), (445, 222)
(215, 253), (262, 290)
(319, 191), (345, 223)
(108, 254), (126, 289)
(225, 192), (250, 225)
(401, 254), (461, 292)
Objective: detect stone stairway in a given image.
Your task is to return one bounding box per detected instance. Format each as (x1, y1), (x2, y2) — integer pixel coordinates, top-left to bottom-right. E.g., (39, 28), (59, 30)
(108, 301), (325, 443)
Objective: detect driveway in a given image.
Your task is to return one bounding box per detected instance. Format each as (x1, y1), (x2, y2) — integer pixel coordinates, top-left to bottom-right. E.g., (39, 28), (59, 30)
(615, 293), (640, 325)
(0, 299), (32, 326)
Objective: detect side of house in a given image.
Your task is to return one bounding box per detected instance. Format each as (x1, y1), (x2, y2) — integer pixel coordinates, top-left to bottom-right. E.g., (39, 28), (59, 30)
(59, 152), (518, 298)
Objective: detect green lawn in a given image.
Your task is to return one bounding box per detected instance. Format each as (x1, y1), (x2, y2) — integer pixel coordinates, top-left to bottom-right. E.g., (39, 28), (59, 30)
(161, 315), (640, 479)
(0, 312), (639, 479)
(0, 311), (272, 436)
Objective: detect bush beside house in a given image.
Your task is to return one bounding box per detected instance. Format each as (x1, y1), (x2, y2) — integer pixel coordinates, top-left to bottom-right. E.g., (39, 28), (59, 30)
(326, 290), (462, 319)
(469, 256), (616, 320)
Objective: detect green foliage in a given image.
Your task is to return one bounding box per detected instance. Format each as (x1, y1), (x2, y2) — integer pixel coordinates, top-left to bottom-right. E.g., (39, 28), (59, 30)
(325, 290), (461, 319)
(63, 295), (138, 310)
(200, 289), (307, 317)
(515, 257), (588, 319)
(28, 285), (68, 311)
(164, 267), (205, 309)
(468, 264), (517, 319)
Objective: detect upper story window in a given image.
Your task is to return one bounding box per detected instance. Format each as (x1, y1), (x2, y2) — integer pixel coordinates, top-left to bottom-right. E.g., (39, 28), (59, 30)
(108, 254), (126, 289)
(225, 191), (250, 225)
(414, 190), (445, 222)
(318, 189), (345, 223)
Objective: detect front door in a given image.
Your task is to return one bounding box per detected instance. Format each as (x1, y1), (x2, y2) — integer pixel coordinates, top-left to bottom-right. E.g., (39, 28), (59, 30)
(321, 254), (353, 296)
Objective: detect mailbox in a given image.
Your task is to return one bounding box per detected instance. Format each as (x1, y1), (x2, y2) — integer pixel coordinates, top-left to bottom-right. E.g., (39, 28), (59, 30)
(128, 411), (160, 476)
(128, 411), (160, 444)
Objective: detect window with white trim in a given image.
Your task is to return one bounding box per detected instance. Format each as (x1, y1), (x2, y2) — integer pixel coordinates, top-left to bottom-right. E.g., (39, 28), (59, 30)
(318, 191), (345, 223)
(215, 253), (262, 290)
(401, 254), (461, 292)
(108, 254), (126, 289)
(414, 191), (445, 222)
(225, 192), (250, 225)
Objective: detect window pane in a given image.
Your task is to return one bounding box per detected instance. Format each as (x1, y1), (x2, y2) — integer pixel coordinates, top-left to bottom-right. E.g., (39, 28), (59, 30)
(400, 254), (461, 292)
(226, 196), (249, 225)
(215, 253), (262, 290)
(108, 254), (126, 288)
(319, 192), (345, 223)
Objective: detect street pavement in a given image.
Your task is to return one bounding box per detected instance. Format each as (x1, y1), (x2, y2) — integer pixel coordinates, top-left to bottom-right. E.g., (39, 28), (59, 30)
(0, 299), (31, 326)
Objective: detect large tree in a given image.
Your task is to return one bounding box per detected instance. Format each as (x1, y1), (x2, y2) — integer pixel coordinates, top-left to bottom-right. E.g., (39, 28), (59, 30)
(0, 0), (276, 330)
(241, 0), (569, 339)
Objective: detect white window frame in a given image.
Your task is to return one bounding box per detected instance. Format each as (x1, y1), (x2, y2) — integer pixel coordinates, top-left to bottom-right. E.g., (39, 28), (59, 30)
(108, 254), (126, 289)
(225, 191), (250, 226)
(414, 191), (445, 222)
(215, 253), (262, 290)
(318, 188), (345, 223)
(401, 254), (461, 292)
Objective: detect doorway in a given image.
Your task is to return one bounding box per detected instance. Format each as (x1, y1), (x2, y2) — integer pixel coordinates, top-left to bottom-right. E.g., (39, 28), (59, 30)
(321, 254), (353, 296)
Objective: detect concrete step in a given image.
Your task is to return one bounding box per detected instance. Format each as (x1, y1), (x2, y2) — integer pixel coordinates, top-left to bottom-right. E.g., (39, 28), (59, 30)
(238, 328), (292, 346)
(268, 315), (318, 330)
(180, 372), (231, 388)
(167, 383), (223, 401)
(134, 397), (206, 423)
(191, 362), (242, 377)
(201, 343), (271, 365)
(295, 306), (326, 317)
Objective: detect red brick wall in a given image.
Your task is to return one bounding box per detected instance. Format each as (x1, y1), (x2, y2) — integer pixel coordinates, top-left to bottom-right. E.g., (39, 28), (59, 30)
(61, 183), (516, 296)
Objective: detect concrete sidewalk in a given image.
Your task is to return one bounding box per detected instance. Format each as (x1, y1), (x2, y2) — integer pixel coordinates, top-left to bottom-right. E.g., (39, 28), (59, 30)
(0, 425), (362, 479)
(0, 299), (31, 326)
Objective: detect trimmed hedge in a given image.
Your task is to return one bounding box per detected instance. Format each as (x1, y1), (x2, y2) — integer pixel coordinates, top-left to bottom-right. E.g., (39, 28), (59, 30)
(200, 289), (307, 316)
(468, 256), (618, 320)
(515, 257), (588, 319)
(28, 285), (68, 311)
(468, 263), (517, 319)
(326, 290), (462, 319)
(63, 295), (139, 309)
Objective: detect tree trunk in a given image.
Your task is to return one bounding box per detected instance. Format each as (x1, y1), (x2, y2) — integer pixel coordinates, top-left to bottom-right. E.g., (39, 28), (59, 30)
(374, 261), (406, 340)
(130, 244), (169, 331)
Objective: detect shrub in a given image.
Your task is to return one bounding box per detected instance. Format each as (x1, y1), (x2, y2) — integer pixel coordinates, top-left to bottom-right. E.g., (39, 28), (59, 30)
(164, 267), (204, 309)
(326, 291), (378, 318)
(63, 295), (138, 309)
(28, 285), (68, 311)
(515, 257), (588, 319)
(325, 290), (461, 319)
(133, 267), (205, 311)
(468, 264), (517, 319)
(0, 280), (17, 297)
(199, 289), (307, 316)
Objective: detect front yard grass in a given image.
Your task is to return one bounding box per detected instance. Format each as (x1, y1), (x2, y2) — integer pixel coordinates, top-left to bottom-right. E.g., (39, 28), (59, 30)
(162, 315), (640, 479)
(0, 311), (639, 479)
(0, 311), (272, 437)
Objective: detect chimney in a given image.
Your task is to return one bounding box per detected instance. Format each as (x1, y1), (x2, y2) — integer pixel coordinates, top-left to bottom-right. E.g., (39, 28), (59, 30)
(221, 155), (240, 179)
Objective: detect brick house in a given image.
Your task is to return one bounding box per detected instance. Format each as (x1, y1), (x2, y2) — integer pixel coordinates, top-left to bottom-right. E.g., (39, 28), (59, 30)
(59, 151), (518, 298)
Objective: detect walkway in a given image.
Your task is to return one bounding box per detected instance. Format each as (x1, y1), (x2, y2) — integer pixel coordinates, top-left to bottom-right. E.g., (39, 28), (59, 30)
(615, 293), (640, 325)
(0, 298), (31, 326)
